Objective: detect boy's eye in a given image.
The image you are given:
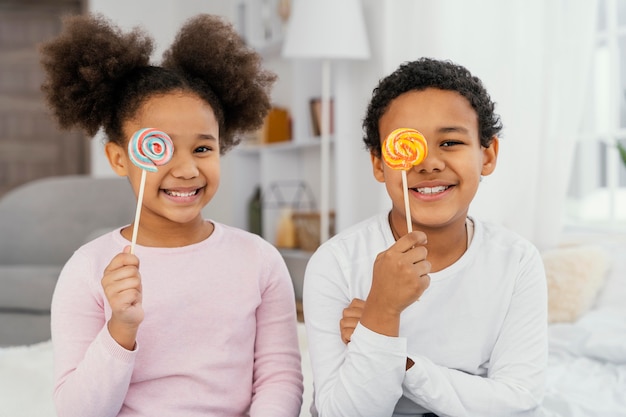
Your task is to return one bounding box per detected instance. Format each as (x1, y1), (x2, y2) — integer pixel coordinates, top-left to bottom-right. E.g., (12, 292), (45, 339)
(441, 140), (463, 147)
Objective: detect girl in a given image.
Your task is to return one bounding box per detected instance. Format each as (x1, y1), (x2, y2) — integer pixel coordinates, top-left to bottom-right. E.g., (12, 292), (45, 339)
(42, 13), (303, 417)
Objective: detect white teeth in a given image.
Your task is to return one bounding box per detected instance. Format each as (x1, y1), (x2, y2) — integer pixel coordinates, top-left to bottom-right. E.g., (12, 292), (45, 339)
(166, 190), (197, 197)
(416, 186), (448, 194)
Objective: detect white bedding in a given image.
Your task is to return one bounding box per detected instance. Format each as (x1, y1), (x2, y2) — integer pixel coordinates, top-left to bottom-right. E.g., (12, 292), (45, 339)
(542, 308), (626, 417)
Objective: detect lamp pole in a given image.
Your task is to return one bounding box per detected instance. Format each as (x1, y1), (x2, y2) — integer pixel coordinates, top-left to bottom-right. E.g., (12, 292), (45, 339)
(320, 59), (331, 243)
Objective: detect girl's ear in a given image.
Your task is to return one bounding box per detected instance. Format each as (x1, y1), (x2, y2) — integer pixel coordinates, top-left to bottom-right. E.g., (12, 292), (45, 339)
(105, 142), (129, 177)
(481, 136), (499, 176)
(371, 151), (386, 183)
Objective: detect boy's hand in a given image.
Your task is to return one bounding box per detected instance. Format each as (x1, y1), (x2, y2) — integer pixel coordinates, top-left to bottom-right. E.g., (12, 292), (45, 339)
(340, 298), (365, 344)
(360, 231), (431, 337)
(101, 245), (143, 350)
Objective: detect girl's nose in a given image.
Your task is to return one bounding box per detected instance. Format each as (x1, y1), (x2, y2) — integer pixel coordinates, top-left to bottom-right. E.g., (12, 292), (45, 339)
(170, 153), (199, 179)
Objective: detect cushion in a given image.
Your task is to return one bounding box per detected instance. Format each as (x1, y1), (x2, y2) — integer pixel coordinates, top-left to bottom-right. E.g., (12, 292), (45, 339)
(0, 265), (61, 311)
(543, 245), (610, 323)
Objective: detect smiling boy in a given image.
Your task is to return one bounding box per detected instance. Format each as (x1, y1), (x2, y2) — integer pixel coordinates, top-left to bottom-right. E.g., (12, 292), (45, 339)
(303, 58), (547, 417)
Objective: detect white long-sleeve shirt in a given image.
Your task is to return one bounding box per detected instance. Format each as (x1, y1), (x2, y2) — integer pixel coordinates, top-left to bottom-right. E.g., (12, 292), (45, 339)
(51, 221), (303, 417)
(303, 213), (547, 417)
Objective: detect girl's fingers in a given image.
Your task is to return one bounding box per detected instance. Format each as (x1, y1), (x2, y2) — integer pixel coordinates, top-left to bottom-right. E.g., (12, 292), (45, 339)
(104, 252), (139, 275)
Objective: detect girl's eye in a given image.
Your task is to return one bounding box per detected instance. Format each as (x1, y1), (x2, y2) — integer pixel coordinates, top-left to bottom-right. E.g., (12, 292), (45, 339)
(194, 146), (213, 153)
(441, 140), (463, 147)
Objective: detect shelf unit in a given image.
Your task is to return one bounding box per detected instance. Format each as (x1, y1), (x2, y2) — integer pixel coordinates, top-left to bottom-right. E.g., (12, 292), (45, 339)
(222, 133), (334, 300)
(229, 135), (335, 250)
(227, 4), (344, 298)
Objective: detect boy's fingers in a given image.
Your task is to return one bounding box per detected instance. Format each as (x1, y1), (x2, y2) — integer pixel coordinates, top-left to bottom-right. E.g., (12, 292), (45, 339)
(393, 230), (427, 252)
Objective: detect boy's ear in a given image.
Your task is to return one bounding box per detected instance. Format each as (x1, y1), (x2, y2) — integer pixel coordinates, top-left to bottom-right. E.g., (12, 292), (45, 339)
(105, 142), (129, 177)
(481, 136), (499, 176)
(371, 151), (386, 183)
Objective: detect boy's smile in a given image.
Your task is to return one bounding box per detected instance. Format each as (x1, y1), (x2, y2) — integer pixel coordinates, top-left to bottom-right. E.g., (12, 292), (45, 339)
(373, 87), (498, 237)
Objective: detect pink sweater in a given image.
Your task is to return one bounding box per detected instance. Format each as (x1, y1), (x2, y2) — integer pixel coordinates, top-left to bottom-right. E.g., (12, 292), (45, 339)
(51, 222), (303, 417)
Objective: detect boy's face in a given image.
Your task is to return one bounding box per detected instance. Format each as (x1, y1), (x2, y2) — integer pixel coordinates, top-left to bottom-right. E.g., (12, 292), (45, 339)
(106, 91), (220, 237)
(372, 88), (498, 233)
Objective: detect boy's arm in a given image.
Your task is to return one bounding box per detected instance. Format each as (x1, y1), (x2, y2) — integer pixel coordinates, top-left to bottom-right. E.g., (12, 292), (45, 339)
(401, 250), (548, 417)
(304, 246), (408, 417)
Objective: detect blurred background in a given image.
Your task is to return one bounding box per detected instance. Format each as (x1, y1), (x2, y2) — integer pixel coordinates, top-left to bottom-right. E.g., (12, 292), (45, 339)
(1, 0), (625, 249)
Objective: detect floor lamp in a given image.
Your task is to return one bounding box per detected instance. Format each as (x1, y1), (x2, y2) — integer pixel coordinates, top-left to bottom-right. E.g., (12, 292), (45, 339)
(282, 0), (370, 244)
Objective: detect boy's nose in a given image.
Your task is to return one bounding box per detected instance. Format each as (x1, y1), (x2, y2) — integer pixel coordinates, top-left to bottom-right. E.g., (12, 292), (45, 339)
(170, 153), (199, 179)
(417, 148), (445, 173)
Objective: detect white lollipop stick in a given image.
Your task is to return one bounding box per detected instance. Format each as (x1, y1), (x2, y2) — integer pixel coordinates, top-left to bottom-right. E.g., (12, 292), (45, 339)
(402, 170), (412, 233)
(129, 170), (147, 254)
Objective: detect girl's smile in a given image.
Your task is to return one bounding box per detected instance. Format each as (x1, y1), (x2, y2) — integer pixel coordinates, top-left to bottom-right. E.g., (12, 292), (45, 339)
(161, 186), (204, 202)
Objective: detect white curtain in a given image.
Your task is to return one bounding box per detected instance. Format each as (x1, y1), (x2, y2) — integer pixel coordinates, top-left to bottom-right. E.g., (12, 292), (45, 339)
(383, 0), (598, 250)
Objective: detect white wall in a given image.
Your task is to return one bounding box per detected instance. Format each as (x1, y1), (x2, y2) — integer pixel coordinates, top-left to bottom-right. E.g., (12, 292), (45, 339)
(84, 0), (582, 240)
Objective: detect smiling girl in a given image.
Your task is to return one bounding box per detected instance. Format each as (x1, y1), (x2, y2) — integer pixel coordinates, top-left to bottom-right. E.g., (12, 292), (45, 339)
(42, 13), (303, 417)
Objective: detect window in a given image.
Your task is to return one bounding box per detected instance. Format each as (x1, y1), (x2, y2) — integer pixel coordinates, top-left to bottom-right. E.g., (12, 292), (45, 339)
(566, 0), (626, 228)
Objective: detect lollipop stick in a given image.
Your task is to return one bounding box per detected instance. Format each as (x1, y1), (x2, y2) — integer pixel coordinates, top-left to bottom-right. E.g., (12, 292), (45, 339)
(402, 170), (412, 233)
(130, 170), (147, 254)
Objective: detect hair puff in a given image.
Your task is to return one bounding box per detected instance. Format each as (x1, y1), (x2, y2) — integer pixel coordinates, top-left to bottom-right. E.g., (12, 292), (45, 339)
(40, 14), (153, 137)
(162, 14), (277, 151)
(40, 13), (276, 154)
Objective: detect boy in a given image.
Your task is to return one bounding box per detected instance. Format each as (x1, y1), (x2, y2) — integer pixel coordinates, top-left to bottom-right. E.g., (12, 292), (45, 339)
(303, 58), (547, 417)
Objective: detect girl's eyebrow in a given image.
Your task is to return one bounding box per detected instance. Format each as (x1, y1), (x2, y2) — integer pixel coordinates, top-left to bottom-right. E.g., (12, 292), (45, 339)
(198, 134), (218, 142)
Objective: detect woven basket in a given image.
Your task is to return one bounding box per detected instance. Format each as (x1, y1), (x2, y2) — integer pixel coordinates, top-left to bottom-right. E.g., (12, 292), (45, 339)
(292, 211), (335, 251)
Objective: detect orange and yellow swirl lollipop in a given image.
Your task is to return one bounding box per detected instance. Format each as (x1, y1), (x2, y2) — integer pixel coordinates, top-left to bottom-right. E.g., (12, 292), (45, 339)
(382, 128), (428, 169)
(382, 128), (428, 234)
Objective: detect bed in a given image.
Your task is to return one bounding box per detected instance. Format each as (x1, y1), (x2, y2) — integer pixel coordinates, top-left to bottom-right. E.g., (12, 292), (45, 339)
(1, 232), (624, 417)
(540, 231), (626, 417)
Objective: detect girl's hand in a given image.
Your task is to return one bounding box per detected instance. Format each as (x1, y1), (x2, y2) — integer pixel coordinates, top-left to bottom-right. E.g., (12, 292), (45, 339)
(340, 298), (365, 344)
(101, 246), (143, 350)
(361, 231), (431, 337)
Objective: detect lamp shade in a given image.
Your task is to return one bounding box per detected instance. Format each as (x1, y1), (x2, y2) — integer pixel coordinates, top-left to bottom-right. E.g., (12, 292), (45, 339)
(282, 0), (370, 60)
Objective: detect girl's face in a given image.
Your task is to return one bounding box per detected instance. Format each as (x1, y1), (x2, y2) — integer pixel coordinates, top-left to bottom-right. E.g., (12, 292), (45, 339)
(372, 88), (498, 234)
(106, 91), (220, 244)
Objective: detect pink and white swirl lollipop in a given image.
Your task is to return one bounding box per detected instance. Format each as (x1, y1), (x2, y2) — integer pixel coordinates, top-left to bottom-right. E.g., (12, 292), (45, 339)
(127, 128), (174, 253)
(128, 128), (174, 172)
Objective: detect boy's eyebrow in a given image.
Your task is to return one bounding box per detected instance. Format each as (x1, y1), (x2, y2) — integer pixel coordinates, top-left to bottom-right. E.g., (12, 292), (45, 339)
(438, 126), (471, 135)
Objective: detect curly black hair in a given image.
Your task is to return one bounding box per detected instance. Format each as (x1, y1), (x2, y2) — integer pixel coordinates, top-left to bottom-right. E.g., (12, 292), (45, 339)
(40, 13), (276, 154)
(363, 58), (502, 157)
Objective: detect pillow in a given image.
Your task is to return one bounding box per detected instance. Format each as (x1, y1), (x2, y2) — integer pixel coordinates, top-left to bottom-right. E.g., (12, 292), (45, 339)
(542, 245), (610, 323)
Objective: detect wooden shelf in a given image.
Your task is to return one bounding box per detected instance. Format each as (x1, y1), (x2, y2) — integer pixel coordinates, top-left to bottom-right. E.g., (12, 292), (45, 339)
(238, 135), (333, 154)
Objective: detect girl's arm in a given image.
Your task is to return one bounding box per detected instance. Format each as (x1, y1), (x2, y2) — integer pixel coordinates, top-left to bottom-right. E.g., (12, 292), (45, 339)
(51, 251), (137, 417)
(249, 245), (304, 417)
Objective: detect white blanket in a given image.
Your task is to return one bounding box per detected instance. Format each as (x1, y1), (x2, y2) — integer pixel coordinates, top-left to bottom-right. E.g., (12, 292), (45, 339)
(0, 340), (55, 417)
(542, 307), (626, 417)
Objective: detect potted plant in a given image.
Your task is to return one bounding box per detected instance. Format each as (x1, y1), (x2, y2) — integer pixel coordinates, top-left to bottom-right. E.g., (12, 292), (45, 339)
(618, 141), (626, 167)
